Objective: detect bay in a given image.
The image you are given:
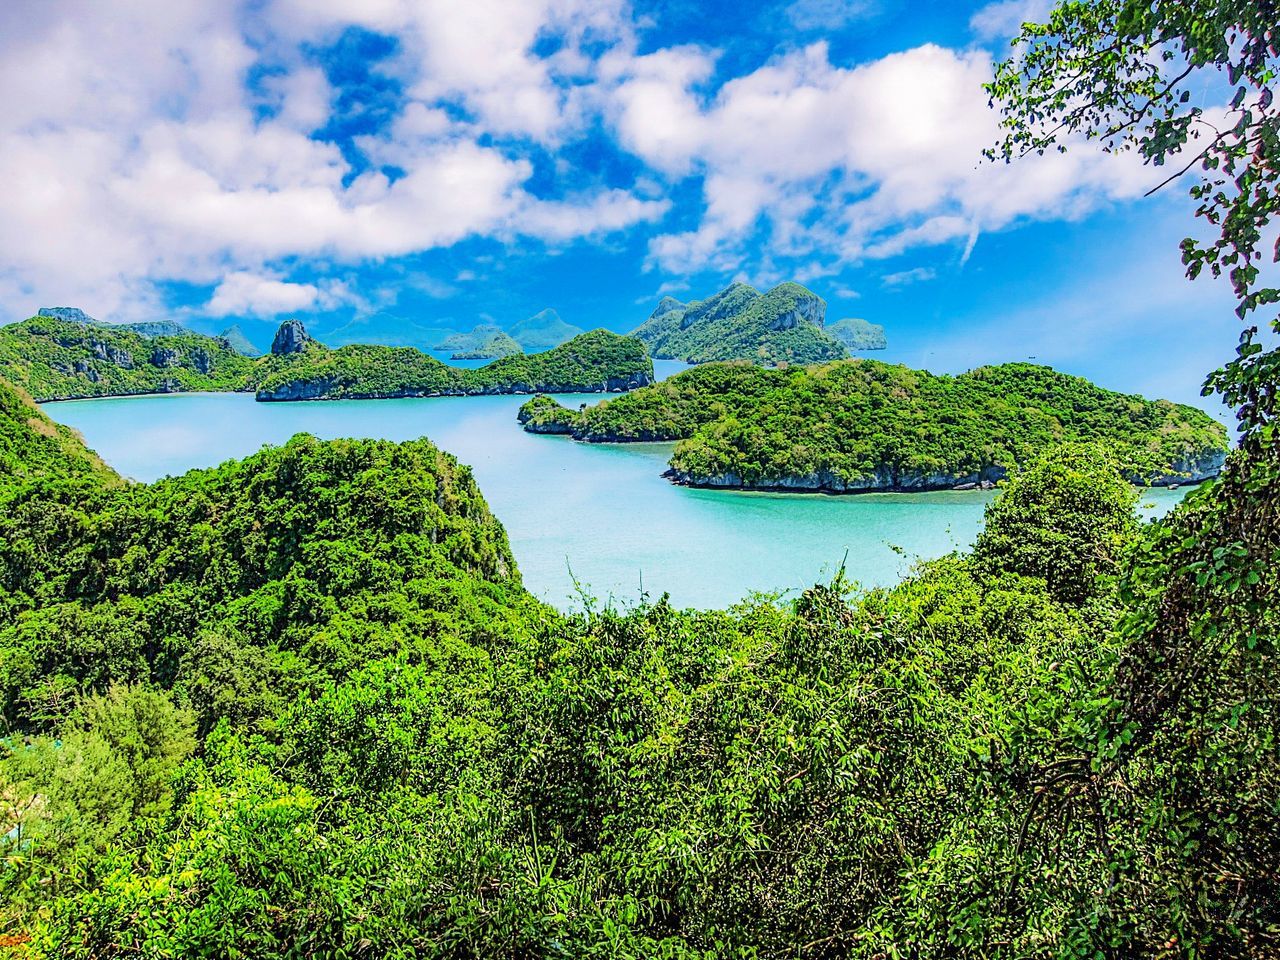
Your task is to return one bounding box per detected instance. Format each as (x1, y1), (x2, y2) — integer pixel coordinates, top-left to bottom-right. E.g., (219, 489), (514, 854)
(42, 383), (1192, 610)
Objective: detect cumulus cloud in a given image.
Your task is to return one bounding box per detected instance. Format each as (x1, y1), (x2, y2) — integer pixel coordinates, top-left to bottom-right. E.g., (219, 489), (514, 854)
(0, 0), (662, 318)
(0, 0), (1206, 320)
(206, 272), (355, 317)
(611, 40), (1161, 275)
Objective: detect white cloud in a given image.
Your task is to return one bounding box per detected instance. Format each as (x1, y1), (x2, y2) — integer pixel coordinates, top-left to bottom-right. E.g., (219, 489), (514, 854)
(207, 272), (352, 317)
(611, 41), (1160, 275)
(0, 0), (663, 319)
(882, 267), (936, 287)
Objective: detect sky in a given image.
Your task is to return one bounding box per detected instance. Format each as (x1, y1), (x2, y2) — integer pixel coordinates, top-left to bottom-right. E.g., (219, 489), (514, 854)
(0, 0), (1251, 414)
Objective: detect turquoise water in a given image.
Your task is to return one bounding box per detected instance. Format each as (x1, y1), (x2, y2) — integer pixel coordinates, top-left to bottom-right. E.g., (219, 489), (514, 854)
(41, 388), (1192, 610)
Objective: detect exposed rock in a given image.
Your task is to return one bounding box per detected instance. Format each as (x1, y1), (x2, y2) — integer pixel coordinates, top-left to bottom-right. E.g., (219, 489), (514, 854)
(190, 348), (214, 374)
(91, 340), (134, 368)
(38, 306), (97, 324)
(72, 359), (101, 382)
(767, 289), (825, 331)
(271, 319), (311, 356)
(1142, 449), (1227, 486)
(150, 347), (181, 368)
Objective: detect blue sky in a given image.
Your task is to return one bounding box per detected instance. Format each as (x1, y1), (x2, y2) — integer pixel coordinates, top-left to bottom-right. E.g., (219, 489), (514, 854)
(0, 0), (1247, 414)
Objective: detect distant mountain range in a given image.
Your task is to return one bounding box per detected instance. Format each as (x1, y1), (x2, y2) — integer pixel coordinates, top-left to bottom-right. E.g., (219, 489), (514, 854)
(36, 307), (261, 357)
(435, 308), (586, 358)
(631, 282), (886, 366)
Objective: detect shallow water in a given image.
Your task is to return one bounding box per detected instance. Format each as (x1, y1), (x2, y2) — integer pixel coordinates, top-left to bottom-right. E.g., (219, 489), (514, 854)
(43, 384), (1192, 610)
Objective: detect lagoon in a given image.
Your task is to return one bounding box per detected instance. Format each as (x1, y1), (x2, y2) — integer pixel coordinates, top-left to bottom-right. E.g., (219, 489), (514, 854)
(42, 385), (1192, 610)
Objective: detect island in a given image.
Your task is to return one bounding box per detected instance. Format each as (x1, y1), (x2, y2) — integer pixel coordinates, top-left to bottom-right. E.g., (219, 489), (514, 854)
(518, 359), (1229, 490)
(450, 331), (523, 360)
(434, 308), (587, 356)
(827, 317), (888, 351)
(630, 281), (868, 365)
(0, 315), (654, 402)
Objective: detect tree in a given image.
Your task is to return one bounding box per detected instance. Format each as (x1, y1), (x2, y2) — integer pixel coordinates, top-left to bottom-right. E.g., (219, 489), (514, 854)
(986, 0), (1279, 446)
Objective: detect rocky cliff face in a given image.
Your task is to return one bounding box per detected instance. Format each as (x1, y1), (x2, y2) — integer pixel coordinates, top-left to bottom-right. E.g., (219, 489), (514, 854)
(271, 319), (311, 355)
(663, 450), (1227, 494)
(38, 306), (97, 324)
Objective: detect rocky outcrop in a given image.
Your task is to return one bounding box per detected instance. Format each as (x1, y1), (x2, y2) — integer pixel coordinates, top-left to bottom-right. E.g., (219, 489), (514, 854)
(1139, 449), (1227, 486)
(38, 306), (97, 324)
(150, 347), (181, 368)
(767, 289), (825, 331)
(662, 452), (1227, 494)
(271, 319), (311, 356)
(91, 340), (134, 368)
(190, 348), (215, 374)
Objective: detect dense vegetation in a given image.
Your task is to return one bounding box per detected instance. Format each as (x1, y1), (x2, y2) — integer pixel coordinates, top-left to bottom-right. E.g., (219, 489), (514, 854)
(520, 360), (1229, 490)
(0, 360), (1274, 956)
(0, 317), (258, 400)
(450, 331), (523, 360)
(0, 3), (1274, 956)
(0, 318), (652, 403)
(827, 317), (887, 351)
(631, 282), (851, 365)
(257, 329), (653, 400)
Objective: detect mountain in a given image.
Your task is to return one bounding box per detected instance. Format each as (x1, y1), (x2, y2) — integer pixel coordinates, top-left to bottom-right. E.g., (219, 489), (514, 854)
(34, 307), (188, 339)
(451, 331), (523, 360)
(219, 324), (262, 357)
(507, 308), (585, 352)
(827, 317), (887, 351)
(318, 313), (453, 352)
(257, 328), (653, 401)
(520, 359), (1229, 491)
(435, 323), (505, 352)
(0, 315), (258, 400)
(630, 281), (849, 365)
(36, 306), (97, 324)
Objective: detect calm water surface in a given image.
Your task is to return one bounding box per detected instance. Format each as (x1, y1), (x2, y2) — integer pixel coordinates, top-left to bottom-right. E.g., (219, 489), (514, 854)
(43, 379), (1192, 610)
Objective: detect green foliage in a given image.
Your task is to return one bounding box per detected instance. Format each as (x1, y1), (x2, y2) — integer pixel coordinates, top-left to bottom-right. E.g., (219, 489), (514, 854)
(631, 281), (850, 365)
(256, 329), (653, 400)
(526, 359), (1228, 490)
(986, 0), (1279, 442)
(0, 317), (258, 401)
(973, 445), (1140, 601)
(0, 313), (1274, 955)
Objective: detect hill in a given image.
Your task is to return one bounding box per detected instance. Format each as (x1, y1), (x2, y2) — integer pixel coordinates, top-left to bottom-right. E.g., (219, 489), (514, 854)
(219, 323), (263, 357)
(0, 316), (258, 400)
(434, 323), (505, 352)
(828, 317), (887, 350)
(519, 359), (1229, 490)
(507, 307), (585, 351)
(256, 328), (653, 400)
(630, 281), (850, 365)
(451, 330), (523, 360)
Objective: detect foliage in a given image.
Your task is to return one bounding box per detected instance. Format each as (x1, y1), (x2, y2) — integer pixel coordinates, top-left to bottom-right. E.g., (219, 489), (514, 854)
(631, 282), (850, 365)
(256, 329), (653, 400)
(986, 0), (1279, 443)
(0, 318), (258, 401)
(524, 359), (1228, 490)
(450, 331), (524, 360)
(973, 444), (1140, 602)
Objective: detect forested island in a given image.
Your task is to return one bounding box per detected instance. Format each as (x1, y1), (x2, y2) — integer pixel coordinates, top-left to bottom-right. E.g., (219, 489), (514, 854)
(519, 360), (1228, 490)
(631, 281), (864, 364)
(1, 355), (1273, 954)
(0, 315), (653, 402)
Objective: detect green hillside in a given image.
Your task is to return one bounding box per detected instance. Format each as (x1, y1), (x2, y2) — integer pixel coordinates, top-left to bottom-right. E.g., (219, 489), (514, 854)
(631, 281), (850, 365)
(828, 317), (887, 350)
(520, 359), (1229, 489)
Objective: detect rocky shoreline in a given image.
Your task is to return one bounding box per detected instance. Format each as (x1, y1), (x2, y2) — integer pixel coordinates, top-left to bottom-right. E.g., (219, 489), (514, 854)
(661, 449), (1227, 495)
